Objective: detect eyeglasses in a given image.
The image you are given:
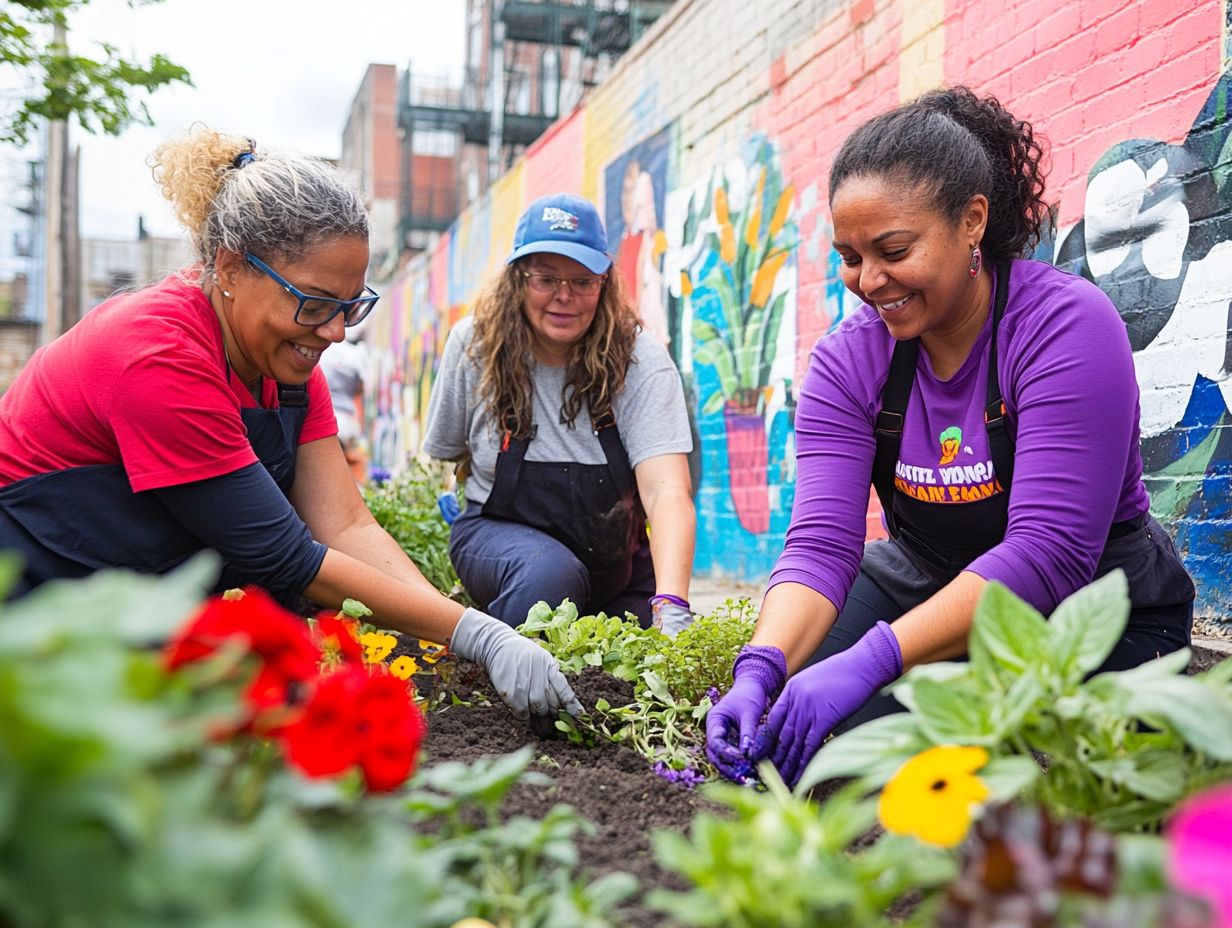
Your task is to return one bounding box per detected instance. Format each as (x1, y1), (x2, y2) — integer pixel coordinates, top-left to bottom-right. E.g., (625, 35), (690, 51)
(245, 252), (379, 328)
(520, 271), (605, 296)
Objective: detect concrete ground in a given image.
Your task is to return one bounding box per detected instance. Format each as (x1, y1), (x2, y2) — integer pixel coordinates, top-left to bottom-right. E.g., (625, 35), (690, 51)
(689, 574), (1232, 656)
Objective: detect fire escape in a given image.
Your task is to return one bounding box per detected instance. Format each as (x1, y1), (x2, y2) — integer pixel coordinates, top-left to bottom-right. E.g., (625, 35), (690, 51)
(396, 0), (674, 254)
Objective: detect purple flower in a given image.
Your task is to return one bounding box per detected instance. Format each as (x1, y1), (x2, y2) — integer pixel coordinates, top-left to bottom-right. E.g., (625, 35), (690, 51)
(369, 466), (391, 485)
(655, 761), (706, 789)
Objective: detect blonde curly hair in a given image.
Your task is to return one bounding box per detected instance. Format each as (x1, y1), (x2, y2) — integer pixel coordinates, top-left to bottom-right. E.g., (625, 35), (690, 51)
(469, 261), (641, 437)
(149, 124), (367, 282)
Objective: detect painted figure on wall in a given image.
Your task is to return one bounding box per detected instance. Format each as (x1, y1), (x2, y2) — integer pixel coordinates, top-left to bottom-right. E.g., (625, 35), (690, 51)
(605, 127), (673, 347)
(1054, 71), (1232, 610)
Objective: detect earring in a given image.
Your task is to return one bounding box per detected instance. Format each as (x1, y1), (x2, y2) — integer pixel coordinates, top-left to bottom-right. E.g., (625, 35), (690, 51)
(969, 244), (982, 278)
(222, 289), (232, 298)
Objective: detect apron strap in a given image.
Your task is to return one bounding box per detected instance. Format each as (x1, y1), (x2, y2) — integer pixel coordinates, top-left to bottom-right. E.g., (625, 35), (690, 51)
(277, 382), (308, 408)
(872, 338), (918, 538)
(983, 263), (1014, 490)
(871, 262), (1014, 538)
(592, 410), (636, 498)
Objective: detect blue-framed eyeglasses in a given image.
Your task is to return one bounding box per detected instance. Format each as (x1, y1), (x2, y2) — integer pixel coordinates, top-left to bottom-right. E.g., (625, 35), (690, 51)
(245, 252), (379, 328)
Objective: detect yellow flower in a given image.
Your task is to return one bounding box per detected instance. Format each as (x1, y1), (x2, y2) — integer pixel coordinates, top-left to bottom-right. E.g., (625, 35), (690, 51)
(878, 745), (990, 848)
(418, 639), (447, 664)
(360, 631), (397, 664)
(389, 656), (420, 679)
(221, 588), (246, 601)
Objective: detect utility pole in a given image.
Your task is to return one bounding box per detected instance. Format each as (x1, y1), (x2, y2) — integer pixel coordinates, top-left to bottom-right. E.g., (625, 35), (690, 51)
(42, 19), (70, 343)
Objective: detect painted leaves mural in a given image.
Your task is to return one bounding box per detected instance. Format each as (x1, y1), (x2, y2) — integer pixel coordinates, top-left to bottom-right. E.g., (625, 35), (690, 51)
(677, 136), (798, 537)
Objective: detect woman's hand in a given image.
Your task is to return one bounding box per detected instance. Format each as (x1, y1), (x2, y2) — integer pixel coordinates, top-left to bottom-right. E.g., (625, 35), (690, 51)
(449, 607), (583, 720)
(704, 645), (787, 781)
(765, 621), (902, 787)
(650, 593), (694, 636)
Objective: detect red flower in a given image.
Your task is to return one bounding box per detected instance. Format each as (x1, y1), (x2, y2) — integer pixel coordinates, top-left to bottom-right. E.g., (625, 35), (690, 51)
(163, 587), (321, 717)
(356, 672), (427, 792)
(313, 612), (364, 666)
(281, 668), (365, 777)
(280, 666), (427, 793)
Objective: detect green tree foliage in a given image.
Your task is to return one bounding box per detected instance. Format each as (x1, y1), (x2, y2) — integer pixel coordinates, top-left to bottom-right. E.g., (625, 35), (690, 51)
(1, 0), (191, 146)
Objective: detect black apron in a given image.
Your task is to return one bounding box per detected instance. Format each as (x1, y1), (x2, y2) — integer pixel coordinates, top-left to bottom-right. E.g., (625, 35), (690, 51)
(0, 381), (307, 598)
(481, 409), (645, 579)
(870, 263), (1144, 581)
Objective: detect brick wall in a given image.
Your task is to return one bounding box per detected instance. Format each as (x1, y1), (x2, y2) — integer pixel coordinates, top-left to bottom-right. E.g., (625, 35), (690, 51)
(365, 0), (1232, 618)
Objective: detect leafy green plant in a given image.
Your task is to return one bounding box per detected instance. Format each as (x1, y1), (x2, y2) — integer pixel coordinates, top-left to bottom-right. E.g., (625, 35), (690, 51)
(364, 457), (470, 602)
(799, 570), (1232, 831)
(643, 597), (758, 703)
(0, 559), (627, 928)
(405, 748), (637, 927)
(521, 597), (756, 774)
(648, 765), (955, 927)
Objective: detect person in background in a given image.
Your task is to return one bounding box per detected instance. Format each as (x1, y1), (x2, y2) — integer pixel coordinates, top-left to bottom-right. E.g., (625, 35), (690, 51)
(423, 193), (696, 635)
(706, 87), (1195, 786)
(0, 127), (579, 722)
(318, 321), (369, 484)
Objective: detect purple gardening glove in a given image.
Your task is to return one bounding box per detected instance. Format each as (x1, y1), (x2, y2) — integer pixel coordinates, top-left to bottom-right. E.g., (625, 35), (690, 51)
(650, 594), (694, 637)
(704, 645), (787, 782)
(766, 621), (902, 788)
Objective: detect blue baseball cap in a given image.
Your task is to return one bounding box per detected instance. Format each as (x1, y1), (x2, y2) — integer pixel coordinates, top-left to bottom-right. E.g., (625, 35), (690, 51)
(506, 193), (612, 275)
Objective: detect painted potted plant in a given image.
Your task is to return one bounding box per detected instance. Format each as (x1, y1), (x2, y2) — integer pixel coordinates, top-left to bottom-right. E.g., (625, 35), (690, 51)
(680, 137), (796, 535)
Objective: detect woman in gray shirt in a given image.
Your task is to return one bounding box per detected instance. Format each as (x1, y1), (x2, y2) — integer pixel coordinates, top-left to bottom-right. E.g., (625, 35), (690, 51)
(424, 193), (696, 634)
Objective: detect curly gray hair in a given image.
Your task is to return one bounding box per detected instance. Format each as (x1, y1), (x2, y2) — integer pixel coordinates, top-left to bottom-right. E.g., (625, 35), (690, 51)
(150, 126), (368, 281)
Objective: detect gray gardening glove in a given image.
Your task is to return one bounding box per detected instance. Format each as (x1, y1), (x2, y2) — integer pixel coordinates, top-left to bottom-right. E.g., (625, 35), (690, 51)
(449, 607), (583, 720)
(650, 594), (695, 637)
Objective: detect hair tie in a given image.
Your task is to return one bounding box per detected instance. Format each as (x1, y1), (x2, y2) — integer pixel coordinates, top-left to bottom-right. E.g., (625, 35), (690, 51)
(232, 149), (256, 169)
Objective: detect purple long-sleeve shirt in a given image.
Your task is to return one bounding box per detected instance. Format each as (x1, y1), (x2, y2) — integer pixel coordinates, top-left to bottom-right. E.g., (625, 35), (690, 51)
(769, 259), (1150, 615)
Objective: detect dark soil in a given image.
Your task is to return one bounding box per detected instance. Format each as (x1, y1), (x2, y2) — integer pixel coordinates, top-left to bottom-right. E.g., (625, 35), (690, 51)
(394, 637), (1228, 927)
(397, 639), (711, 928)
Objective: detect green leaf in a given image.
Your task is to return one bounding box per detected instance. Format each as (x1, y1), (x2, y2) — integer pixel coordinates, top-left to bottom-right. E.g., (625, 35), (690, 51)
(967, 581), (1049, 685)
(701, 391), (726, 416)
(796, 713), (929, 792)
(912, 677), (999, 746)
(978, 755), (1042, 800)
(1048, 569), (1130, 684)
(1088, 750), (1185, 803)
(1120, 671), (1232, 760)
(339, 598), (373, 619)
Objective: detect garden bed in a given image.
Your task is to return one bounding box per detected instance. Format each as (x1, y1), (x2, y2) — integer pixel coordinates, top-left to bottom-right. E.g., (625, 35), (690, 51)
(401, 632), (1228, 928)
(410, 655), (710, 928)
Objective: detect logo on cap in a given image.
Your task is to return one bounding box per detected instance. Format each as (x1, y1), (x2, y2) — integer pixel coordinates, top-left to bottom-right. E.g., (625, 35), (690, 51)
(542, 207), (580, 232)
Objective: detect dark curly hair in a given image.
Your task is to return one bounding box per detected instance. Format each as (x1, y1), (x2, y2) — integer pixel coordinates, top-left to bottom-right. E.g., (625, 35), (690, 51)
(828, 86), (1049, 264)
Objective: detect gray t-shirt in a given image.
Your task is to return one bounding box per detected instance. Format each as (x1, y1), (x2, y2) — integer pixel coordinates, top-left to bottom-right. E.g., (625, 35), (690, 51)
(422, 315), (692, 505)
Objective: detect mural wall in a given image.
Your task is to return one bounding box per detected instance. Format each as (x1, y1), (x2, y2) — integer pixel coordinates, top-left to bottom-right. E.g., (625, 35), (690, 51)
(364, 0), (1232, 616)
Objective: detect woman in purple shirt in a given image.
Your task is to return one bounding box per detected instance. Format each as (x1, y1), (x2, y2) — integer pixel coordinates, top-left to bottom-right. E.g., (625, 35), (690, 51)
(706, 87), (1196, 786)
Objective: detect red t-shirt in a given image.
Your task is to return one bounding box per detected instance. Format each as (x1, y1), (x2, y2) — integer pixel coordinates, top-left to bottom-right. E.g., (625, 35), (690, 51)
(0, 273), (337, 493)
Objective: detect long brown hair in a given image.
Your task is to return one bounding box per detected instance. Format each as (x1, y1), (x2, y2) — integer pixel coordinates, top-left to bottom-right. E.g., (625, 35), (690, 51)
(468, 260), (641, 438)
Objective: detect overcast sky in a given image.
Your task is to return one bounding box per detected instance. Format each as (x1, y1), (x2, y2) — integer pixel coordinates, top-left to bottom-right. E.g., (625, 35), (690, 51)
(3, 0), (465, 263)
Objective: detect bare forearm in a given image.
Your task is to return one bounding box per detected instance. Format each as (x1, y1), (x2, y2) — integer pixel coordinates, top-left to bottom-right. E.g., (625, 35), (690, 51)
(749, 581), (840, 672)
(646, 491), (696, 598)
(890, 570), (986, 669)
(305, 548), (464, 643)
(329, 518), (443, 597)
